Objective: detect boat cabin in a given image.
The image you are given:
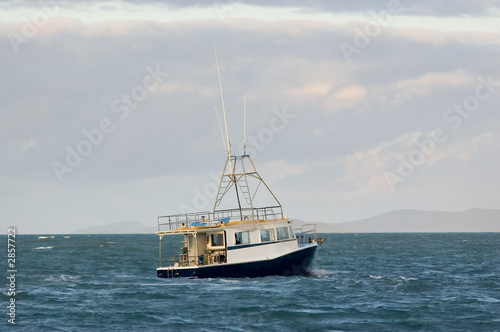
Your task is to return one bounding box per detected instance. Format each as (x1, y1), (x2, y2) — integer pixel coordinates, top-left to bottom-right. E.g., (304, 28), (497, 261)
(157, 205), (317, 270)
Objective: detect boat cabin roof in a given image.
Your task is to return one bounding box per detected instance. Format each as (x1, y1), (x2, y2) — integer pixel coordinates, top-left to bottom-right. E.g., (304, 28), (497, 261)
(157, 206), (285, 236)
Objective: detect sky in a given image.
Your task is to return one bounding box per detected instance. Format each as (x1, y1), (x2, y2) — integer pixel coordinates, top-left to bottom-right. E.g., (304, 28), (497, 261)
(1, 0), (499, 234)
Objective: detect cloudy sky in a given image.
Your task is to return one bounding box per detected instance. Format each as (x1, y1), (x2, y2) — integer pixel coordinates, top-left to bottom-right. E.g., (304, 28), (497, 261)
(1, 0), (499, 234)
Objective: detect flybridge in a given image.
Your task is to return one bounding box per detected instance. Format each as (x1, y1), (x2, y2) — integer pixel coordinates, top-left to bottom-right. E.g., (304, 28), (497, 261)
(157, 205), (284, 234)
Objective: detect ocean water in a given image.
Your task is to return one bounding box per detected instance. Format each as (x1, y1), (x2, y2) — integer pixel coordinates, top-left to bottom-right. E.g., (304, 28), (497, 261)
(3, 233), (500, 331)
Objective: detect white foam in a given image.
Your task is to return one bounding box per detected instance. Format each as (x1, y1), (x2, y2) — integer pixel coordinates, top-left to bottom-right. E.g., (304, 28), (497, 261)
(60, 274), (80, 282)
(220, 278), (242, 284)
(34, 246), (54, 250)
(44, 275), (81, 282)
(311, 268), (335, 278)
(399, 276), (418, 281)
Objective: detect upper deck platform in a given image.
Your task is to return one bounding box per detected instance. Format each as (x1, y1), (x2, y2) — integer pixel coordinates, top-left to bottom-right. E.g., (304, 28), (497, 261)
(157, 205), (284, 235)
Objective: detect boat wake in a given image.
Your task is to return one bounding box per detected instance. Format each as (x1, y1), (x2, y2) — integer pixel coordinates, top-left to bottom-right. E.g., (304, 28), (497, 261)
(310, 268), (336, 278)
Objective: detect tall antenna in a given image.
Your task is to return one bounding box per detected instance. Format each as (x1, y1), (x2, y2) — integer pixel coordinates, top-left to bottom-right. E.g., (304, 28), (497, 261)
(215, 106), (227, 154)
(243, 94), (246, 155)
(213, 42), (231, 158)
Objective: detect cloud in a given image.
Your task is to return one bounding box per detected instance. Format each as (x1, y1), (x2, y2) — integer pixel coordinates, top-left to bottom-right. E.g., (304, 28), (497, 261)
(260, 159), (310, 181)
(389, 26), (500, 46)
(389, 70), (474, 104)
(323, 85), (367, 113)
(435, 132), (495, 164)
(309, 128), (498, 197)
(71, 0), (500, 18)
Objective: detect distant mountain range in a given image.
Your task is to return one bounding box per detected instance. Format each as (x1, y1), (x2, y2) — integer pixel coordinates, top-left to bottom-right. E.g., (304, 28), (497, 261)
(73, 220), (155, 234)
(73, 208), (500, 234)
(302, 208), (500, 233)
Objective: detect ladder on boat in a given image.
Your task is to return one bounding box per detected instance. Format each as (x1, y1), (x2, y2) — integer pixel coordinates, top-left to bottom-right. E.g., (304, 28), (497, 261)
(214, 157), (255, 212)
(237, 159), (253, 208)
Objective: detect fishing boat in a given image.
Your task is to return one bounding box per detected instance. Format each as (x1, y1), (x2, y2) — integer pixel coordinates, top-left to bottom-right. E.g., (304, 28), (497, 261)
(155, 47), (323, 278)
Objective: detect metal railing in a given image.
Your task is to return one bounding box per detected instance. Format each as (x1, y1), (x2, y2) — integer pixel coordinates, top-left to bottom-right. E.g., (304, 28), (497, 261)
(157, 205), (284, 232)
(295, 224), (317, 246)
(157, 211), (211, 232)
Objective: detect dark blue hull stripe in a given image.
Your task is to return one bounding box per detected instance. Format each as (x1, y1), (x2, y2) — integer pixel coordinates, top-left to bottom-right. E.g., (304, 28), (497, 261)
(157, 245), (318, 278)
(227, 238), (297, 250)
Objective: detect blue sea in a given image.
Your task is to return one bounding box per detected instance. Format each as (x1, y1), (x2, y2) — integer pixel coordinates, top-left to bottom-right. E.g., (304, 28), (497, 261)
(3, 233), (500, 331)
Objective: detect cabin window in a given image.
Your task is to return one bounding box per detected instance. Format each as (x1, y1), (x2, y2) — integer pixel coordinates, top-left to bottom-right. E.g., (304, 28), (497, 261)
(260, 229), (275, 242)
(276, 226), (290, 240)
(235, 231), (250, 245)
(211, 233), (224, 247)
(288, 226), (295, 238)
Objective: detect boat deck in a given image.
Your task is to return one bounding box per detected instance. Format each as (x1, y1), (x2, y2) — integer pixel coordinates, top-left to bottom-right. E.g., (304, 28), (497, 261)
(157, 206), (283, 235)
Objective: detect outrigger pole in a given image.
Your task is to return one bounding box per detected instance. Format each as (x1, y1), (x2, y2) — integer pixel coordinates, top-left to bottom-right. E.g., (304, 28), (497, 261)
(243, 94), (246, 155)
(213, 42), (231, 160)
(213, 42), (243, 220)
(215, 106), (227, 154)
